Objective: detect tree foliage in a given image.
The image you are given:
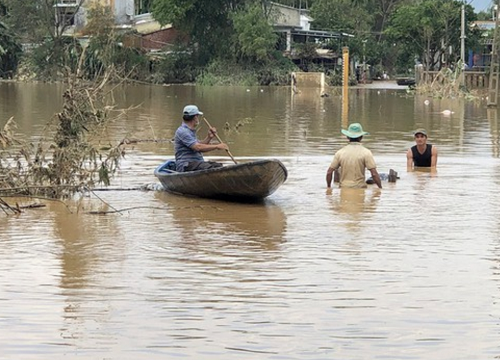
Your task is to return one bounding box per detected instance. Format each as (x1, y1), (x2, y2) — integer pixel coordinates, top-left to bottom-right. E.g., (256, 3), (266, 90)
(151, 0), (283, 67)
(0, 0), (88, 79)
(152, 0), (247, 63)
(385, 0), (479, 70)
(0, 0), (86, 42)
(310, 0), (373, 35)
(0, 0), (492, 82)
(0, 19), (21, 77)
(231, 3), (277, 63)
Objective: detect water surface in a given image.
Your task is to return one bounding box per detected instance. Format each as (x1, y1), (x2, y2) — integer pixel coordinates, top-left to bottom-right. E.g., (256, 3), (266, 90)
(1, 82), (500, 359)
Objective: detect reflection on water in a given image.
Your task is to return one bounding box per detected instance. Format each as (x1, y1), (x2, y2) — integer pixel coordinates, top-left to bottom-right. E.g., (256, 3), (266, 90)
(155, 191), (287, 255)
(48, 201), (126, 351)
(3, 83), (500, 359)
(328, 188), (381, 226)
(488, 108), (500, 158)
(2, 82), (500, 159)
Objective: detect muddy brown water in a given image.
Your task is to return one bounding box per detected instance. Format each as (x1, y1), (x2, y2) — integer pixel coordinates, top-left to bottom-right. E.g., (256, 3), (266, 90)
(1, 82), (500, 359)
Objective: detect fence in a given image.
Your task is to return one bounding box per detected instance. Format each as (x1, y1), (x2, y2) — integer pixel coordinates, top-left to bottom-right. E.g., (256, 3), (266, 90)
(416, 69), (489, 89)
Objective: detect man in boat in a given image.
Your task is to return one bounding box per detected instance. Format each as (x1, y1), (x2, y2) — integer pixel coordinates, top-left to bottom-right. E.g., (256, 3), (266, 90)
(406, 129), (438, 169)
(174, 105), (229, 172)
(326, 123), (382, 189)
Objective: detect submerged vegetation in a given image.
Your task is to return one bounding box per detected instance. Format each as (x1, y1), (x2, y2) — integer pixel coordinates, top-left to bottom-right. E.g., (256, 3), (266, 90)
(414, 66), (478, 100)
(0, 65), (127, 207)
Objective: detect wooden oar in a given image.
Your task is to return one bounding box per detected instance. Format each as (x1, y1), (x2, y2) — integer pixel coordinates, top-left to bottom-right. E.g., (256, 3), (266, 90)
(202, 117), (237, 164)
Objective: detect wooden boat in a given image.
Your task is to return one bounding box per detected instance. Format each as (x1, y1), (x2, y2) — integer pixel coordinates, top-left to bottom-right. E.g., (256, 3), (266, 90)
(154, 159), (288, 200)
(396, 77), (416, 86)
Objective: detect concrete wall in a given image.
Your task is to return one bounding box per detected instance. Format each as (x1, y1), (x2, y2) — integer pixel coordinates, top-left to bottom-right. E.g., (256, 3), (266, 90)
(113, 0), (131, 25)
(271, 3), (301, 28)
(292, 72), (325, 89)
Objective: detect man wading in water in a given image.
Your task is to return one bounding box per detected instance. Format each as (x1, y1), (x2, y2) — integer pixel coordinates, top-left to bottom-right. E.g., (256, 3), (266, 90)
(407, 129), (438, 170)
(326, 123), (382, 189)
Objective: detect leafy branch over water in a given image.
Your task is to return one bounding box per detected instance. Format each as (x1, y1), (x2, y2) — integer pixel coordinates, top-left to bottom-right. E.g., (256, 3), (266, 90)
(0, 67), (127, 203)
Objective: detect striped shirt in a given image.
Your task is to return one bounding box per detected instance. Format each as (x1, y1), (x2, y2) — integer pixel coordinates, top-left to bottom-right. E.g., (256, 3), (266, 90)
(174, 123), (204, 171)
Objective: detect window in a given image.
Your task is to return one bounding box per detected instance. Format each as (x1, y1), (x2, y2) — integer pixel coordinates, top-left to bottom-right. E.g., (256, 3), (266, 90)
(135, 0), (152, 15)
(55, 4), (78, 27)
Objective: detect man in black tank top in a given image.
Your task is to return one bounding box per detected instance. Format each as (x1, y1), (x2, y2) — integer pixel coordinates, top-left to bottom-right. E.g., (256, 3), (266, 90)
(406, 129), (438, 169)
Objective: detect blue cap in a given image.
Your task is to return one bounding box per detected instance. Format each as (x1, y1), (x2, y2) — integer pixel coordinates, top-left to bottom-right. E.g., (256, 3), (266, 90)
(183, 105), (203, 116)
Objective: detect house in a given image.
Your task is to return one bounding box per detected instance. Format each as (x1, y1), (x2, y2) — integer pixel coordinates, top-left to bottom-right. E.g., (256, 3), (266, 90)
(57, 0), (152, 29)
(269, 2), (353, 70)
(270, 2), (345, 52)
(467, 4), (499, 70)
(57, 0), (176, 51)
(468, 20), (495, 70)
(56, 0), (349, 57)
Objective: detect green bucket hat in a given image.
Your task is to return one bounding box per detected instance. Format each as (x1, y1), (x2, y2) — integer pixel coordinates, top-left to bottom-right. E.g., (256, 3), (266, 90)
(341, 123), (369, 138)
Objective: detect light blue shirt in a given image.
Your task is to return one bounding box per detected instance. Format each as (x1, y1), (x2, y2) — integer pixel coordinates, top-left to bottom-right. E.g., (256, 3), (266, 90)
(174, 123), (204, 171)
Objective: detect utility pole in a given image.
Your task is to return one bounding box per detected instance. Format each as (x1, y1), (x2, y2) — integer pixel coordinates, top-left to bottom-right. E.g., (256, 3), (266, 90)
(487, 0), (500, 107)
(461, 3), (466, 86)
(362, 39), (367, 84)
(461, 4), (465, 65)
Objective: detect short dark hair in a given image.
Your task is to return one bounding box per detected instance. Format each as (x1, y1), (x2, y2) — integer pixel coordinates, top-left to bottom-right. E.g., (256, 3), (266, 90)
(348, 136), (362, 142)
(183, 114), (196, 121)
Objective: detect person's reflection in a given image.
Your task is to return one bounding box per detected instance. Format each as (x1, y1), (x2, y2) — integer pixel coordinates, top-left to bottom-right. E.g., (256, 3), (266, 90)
(407, 166), (437, 176)
(487, 107), (499, 158)
(407, 166), (437, 192)
(50, 200), (122, 343)
(327, 188), (381, 230)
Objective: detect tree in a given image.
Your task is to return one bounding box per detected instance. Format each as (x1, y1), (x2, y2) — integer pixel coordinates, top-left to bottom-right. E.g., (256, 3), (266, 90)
(385, 0), (478, 71)
(311, 0), (374, 36)
(151, 0), (247, 64)
(476, 9), (492, 21)
(0, 0), (87, 79)
(309, 0), (375, 69)
(0, 19), (21, 77)
(0, 0), (86, 42)
(231, 3), (277, 64)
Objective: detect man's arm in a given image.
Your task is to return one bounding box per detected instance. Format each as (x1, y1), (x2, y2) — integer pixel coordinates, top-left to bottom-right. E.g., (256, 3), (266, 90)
(431, 146), (438, 167)
(369, 168), (382, 188)
(326, 167), (335, 188)
(192, 142), (229, 152)
(406, 148), (414, 169)
(199, 127), (217, 145)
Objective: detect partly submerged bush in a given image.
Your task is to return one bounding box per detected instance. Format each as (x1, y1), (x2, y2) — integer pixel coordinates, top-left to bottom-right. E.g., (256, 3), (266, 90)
(0, 66), (127, 198)
(197, 55), (297, 86)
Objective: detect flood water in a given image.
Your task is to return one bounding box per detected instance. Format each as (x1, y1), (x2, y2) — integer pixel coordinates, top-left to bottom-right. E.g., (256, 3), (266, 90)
(1, 81), (500, 360)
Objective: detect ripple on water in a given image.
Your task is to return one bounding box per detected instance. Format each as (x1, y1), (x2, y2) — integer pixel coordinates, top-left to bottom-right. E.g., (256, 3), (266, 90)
(2, 84), (500, 359)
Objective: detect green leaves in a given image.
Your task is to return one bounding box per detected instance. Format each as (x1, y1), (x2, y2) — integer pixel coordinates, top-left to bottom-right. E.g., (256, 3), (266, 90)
(385, 0), (477, 70)
(0, 19), (21, 76)
(151, 0), (249, 63)
(231, 3), (277, 63)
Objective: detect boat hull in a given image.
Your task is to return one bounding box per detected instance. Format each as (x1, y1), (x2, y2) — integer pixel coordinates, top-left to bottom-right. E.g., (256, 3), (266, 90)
(396, 77), (416, 86)
(154, 159), (288, 200)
